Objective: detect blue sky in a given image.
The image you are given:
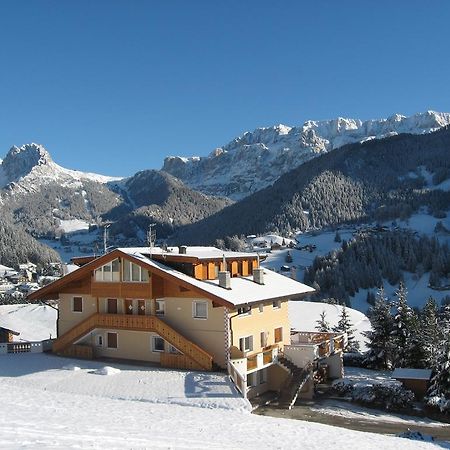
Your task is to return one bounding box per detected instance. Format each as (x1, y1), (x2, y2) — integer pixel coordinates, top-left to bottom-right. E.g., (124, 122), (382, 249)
(0, 1), (449, 176)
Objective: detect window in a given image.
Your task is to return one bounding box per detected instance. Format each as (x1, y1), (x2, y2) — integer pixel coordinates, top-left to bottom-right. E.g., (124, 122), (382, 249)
(237, 305), (251, 316)
(168, 344), (180, 354)
(107, 332), (118, 349)
(152, 336), (165, 352)
(239, 335), (253, 353)
(257, 369), (266, 385)
(96, 335), (103, 347)
(95, 259), (120, 282)
(123, 259), (150, 282)
(274, 327), (283, 343)
(193, 301), (207, 319)
(72, 297), (83, 313)
(155, 300), (165, 316)
(258, 304), (264, 313)
(260, 331), (268, 348)
(272, 300), (281, 309)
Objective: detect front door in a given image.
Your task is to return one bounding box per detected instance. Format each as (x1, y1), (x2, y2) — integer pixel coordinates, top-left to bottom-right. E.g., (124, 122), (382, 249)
(125, 299), (133, 315)
(138, 300), (145, 315)
(107, 298), (118, 314)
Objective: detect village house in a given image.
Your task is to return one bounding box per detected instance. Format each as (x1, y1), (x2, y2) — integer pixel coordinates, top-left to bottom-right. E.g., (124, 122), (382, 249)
(28, 246), (346, 402)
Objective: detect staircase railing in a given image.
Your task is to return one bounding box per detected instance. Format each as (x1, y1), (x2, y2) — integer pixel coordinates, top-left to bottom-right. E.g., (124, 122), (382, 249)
(53, 313), (213, 370)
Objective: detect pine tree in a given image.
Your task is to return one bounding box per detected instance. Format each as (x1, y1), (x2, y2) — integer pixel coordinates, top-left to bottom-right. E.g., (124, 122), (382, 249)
(333, 304), (360, 352)
(428, 336), (450, 401)
(421, 297), (441, 368)
(315, 310), (330, 332)
(364, 287), (395, 369)
(392, 282), (418, 367)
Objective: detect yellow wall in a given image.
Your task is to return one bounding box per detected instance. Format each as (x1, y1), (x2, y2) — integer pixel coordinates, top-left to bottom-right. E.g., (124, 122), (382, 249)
(161, 296), (227, 367)
(59, 294), (97, 335)
(78, 329), (161, 363)
(229, 300), (290, 356)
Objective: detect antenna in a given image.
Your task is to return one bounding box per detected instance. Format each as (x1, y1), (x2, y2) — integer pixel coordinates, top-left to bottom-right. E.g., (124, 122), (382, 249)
(103, 224), (110, 255)
(147, 223), (157, 257)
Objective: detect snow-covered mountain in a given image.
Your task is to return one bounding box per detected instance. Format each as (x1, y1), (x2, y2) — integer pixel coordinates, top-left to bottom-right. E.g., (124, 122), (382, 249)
(0, 143), (120, 193)
(163, 111), (450, 200)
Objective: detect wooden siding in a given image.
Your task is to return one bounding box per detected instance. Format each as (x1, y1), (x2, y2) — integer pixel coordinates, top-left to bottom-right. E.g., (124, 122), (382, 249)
(91, 281), (151, 298)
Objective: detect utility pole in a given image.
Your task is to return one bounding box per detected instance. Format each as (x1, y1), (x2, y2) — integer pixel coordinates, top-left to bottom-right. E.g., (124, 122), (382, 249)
(103, 224), (110, 255)
(147, 223), (156, 257)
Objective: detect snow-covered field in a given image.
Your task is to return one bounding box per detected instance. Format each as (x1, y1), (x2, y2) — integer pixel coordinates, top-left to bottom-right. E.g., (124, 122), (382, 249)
(0, 353), (443, 449)
(0, 303), (57, 341)
(58, 219), (90, 234)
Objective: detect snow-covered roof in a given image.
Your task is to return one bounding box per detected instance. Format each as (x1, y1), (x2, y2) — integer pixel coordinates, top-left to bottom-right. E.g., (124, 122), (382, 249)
(121, 246), (257, 260)
(392, 368), (432, 380)
(119, 248), (314, 306)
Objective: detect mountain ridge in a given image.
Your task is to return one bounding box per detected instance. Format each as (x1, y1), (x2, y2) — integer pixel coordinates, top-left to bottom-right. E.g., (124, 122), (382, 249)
(162, 110), (450, 200)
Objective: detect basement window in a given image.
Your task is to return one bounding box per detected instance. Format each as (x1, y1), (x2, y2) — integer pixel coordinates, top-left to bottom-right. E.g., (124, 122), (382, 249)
(152, 336), (165, 353)
(107, 332), (118, 349)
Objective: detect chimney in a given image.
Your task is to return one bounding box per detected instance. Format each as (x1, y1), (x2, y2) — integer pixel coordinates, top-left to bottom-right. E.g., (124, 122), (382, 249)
(253, 267), (264, 285)
(218, 254), (231, 289)
(178, 245), (187, 254)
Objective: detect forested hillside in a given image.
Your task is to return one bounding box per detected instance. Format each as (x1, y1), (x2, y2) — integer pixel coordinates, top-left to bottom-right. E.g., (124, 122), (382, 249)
(0, 214), (61, 268)
(304, 230), (450, 304)
(172, 126), (450, 244)
(109, 170), (231, 240)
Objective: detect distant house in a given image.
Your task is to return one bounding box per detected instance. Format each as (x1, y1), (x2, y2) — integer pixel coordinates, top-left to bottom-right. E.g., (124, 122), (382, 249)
(0, 327), (20, 343)
(28, 246), (346, 403)
(393, 368), (432, 400)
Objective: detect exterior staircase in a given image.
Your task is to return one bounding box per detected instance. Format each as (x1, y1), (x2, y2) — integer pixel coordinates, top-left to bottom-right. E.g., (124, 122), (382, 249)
(52, 313), (213, 371)
(276, 356), (313, 409)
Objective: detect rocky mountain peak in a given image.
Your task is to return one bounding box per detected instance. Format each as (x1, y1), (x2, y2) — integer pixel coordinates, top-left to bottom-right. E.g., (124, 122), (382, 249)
(2, 143), (53, 183)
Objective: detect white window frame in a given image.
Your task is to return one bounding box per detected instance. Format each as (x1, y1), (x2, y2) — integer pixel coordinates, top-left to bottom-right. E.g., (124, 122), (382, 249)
(192, 301), (208, 320)
(168, 344), (180, 354)
(106, 332), (118, 349)
(72, 296), (83, 313)
(123, 259), (150, 283)
(260, 331), (268, 348)
(239, 335), (253, 353)
(152, 336), (165, 353)
(94, 259), (120, 282)
(96, 334), (104, 347)
(155, 299), (165, 316)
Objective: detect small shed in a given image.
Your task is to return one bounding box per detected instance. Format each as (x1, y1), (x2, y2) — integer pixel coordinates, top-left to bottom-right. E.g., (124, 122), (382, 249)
(392, 368), (432, 400)
(0, 326), (20, 343)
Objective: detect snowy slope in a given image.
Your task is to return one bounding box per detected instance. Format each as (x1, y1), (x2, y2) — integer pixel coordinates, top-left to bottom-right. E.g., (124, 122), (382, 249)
(0, 303), (57, 340)
(0, 353), (442, 449)
(163, 111), (450, 199)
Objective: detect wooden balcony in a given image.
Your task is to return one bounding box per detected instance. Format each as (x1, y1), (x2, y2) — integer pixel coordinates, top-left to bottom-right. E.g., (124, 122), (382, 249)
(290, 331), (346, 359)
(52, 313), (213, 371)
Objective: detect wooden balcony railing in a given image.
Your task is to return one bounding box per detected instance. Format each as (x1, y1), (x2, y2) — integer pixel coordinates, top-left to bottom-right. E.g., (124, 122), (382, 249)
(53, 313), (213, 371)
